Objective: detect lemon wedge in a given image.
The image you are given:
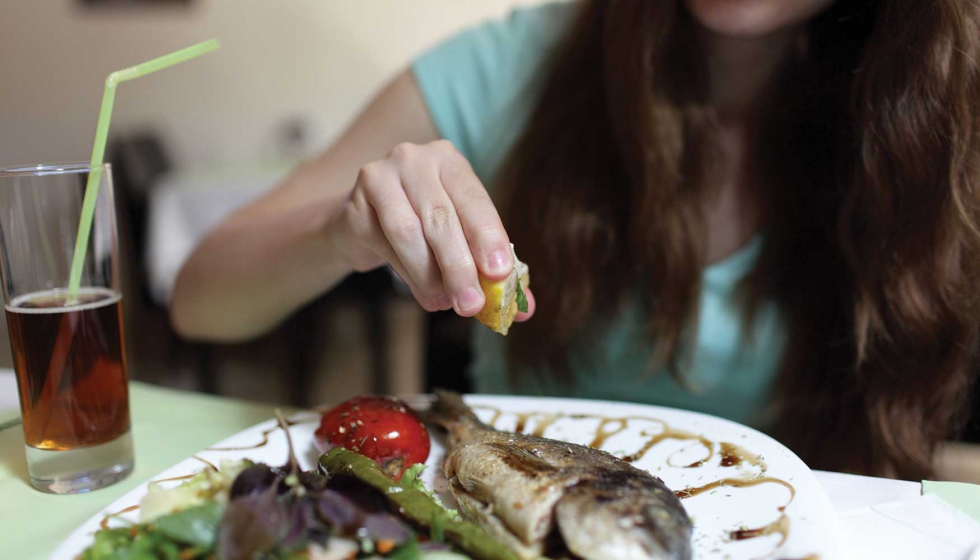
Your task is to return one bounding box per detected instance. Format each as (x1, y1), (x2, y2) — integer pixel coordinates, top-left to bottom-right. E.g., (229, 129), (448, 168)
(475, 245), (529, 336)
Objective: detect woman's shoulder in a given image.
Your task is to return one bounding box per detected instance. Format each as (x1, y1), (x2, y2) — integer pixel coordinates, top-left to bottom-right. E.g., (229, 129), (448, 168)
(412, 2), (577, 174)
(416, 2), (576, 75)
(464, 1), (577, 53)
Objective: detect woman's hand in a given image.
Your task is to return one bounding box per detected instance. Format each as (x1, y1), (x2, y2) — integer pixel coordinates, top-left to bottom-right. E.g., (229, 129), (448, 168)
(170, 71), (532, 342)
(327, 139), (535, 320)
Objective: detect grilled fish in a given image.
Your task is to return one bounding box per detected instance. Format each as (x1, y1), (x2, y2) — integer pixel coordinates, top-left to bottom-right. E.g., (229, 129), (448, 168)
(425, 390), (693, 560)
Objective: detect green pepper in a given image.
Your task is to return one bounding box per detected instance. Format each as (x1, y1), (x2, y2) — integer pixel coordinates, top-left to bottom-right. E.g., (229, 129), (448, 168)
(319, 448), (519, 560)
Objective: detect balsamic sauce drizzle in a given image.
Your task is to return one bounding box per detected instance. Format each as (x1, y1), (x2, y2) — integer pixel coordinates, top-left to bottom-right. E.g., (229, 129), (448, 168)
(204, 415), (317, 451)
(472, 404), (798, 551)
(98, 455), (227, 528)
(730, 513), (791, 547)
(99, 504), (139, 530)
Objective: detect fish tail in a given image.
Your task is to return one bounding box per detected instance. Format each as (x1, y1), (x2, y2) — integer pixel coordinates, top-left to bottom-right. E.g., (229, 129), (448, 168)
(425, 389), (487, 434)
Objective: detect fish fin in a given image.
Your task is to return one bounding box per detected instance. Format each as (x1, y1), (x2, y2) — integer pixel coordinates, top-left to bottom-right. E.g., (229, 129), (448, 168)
(423, 389), (487, 431)
(486, 443), (557, 472)
(451, 480), (545, 559)
(457, 473), (494, 502)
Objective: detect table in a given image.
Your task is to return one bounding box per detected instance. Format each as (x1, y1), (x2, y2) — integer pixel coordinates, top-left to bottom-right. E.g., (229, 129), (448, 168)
(0, 370), (976, 559)
(0, 375), (276, 560)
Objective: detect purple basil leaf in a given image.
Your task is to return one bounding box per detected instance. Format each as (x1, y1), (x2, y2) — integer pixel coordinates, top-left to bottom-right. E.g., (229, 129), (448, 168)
(363, 513), (412, 545)
(279, 501), (309, 550)
(229, 465), (278, 499)
(297, 471), (330, 493)
(325, 475), (390, 512)
(216, 486), (283, 560)
(316, 489), (364, 530)
(419, 541), (454, 552)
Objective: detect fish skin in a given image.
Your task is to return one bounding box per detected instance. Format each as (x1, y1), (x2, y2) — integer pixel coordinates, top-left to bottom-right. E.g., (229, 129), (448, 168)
(426, 390), (693, 560)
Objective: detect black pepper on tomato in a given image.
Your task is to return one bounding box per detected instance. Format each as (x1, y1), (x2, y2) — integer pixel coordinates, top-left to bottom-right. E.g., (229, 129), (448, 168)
(314, 395), (430, 479)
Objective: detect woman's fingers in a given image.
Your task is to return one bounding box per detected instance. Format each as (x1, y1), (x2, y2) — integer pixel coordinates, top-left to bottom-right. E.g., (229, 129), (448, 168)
(357, 161), (448, 311)
(388, 255), (453, 312)
(394, 142), (485, 317)
(344, 140), (526, 321)
(437, 142), (513, 280)
(339, 176), (449, 312)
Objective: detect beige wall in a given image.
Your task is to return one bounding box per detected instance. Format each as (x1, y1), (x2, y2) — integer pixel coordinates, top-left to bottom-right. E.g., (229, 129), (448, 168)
(0, 0), (545, 168)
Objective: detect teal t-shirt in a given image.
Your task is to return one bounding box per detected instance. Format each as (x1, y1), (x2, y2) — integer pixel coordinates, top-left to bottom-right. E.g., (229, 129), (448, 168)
(411, 2), (786, 426)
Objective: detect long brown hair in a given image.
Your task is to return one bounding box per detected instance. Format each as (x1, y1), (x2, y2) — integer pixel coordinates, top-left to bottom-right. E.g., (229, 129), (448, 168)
(496, 0), (980, 479)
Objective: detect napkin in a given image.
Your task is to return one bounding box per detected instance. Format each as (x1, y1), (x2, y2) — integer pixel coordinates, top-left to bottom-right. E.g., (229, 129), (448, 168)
(0, 373), (20, 429)
(816, 470), (921, 511)
(839, 494), (980, 560)
(924, 480), (980, 523)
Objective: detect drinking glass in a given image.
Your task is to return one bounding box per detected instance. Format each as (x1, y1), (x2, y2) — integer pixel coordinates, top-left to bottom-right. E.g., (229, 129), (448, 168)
(0, 162), (133, 494)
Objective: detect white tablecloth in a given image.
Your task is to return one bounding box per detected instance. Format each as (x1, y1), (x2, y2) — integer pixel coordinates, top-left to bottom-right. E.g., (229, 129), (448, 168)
(0, 370), (976, 558)
(144, 164), (293, 304)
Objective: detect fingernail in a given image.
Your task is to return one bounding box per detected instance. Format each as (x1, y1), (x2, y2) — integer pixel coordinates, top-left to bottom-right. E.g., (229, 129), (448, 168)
(436, 294), (451, 309)
(455, 287), (483, 313)
(488, 250), (512, 275)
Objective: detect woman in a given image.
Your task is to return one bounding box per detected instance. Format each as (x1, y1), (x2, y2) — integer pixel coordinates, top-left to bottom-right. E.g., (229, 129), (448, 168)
(171, 0), (980, 479)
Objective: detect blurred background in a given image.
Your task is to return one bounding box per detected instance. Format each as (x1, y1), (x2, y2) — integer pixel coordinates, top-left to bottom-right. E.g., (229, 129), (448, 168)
(0, 0), (548, 405)
(1, 0), (977, 483)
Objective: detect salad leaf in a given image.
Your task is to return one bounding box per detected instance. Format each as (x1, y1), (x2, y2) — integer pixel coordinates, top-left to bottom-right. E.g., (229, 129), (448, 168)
(154, 501), (224, 548)
(400, 464), (458, 519)
(515, 281), (528, 313)
(141, 459), (252, 523)
(81, 528), (133, 559)
(399, 463), (427, 491)
(216, 485), (282, 560)
(229, 463), (280, 498)
(389, 537), (423, 560)
(80, 525), (208, 560)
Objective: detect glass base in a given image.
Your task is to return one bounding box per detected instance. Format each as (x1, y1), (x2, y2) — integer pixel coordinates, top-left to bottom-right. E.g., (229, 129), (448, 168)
(26, 430), (134, 494)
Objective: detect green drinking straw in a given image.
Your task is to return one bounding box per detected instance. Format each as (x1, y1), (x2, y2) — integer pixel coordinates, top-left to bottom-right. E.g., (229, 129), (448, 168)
(67, 38), (220, 299)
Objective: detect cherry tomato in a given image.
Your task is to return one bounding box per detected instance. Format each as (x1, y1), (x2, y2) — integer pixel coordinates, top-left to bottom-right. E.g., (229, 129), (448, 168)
(314, 396), (430, 479)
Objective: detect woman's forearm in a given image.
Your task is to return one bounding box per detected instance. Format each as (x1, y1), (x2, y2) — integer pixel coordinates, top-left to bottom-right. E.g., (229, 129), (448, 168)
(168, 69), (442, 342)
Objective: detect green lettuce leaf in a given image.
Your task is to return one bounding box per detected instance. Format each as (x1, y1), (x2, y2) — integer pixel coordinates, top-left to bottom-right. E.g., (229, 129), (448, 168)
(154, 501), (223, 548)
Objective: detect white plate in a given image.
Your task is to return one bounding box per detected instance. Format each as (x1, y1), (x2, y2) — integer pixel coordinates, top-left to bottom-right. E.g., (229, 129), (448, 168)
(52, 395), (841, 559)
